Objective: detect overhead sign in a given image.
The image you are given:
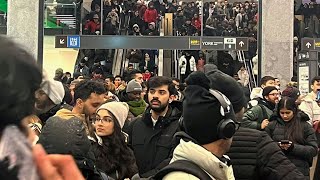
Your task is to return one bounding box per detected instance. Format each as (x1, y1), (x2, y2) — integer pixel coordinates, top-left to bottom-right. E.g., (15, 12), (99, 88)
(67, 35), (80, 48)
(55, 36), (67, 48)
(55, 36), (249, 50)
(301, 38), (320, 51)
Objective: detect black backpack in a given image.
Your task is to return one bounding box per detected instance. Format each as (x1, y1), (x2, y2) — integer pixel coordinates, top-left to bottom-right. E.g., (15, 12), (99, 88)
(151, 160), (212, 180)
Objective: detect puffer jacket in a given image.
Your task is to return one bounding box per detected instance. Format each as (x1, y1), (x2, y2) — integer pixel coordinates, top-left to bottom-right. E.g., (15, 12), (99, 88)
(38, 108), (99, 179)
(163, 140), (235, 180)
(179, 55), (197, 75)
(242, 99), (274, 130)
(126, 102), (182, 178)
(265, 114), (318, 177)
(228, 127), (305, 180)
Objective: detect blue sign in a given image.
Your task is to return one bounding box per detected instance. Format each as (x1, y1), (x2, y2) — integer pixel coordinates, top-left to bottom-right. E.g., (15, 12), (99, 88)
(67, 35), (80, 48)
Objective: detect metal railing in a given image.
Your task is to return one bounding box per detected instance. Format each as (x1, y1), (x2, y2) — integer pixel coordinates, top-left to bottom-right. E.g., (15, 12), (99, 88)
(44, 2), (78, 29)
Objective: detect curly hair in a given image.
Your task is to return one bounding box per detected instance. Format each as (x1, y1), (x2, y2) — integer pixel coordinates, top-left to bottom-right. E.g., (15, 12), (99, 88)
(91, 114), (138, 179)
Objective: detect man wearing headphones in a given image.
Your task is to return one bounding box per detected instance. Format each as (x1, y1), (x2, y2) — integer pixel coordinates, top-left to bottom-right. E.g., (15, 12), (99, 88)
(162, 72), (237, 179)
(206, 67), (305, 179)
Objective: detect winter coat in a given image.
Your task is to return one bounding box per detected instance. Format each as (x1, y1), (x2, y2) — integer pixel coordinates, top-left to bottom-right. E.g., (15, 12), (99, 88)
(84, 21), (101, 34)
(265, 116), (318, 177)
(126, 49), (143, 63)
(299, 91), (320, 124)
(125, 103), (182, 178)
(242, 99), (274, 130)
(144, 8), (158, 24)
(164, 140), (235, 180)
(179, 55), (197, 75)
(229, 127), (306, 180)
(38, 109), (97, 178)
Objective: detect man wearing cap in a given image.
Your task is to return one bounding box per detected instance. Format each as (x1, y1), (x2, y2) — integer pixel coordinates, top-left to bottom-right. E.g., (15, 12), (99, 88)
(163, 72), (235, 179)
(34, 79), (65, 124)
(118, 79), (147, 122)
(242, 86), (279, 130)
(205, 69), (305, 179)
(126, 76), (182, 178)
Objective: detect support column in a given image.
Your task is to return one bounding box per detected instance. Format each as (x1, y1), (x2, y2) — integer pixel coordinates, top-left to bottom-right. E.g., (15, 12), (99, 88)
(260, 0), (294, 85)
(7, 0), (43, 68)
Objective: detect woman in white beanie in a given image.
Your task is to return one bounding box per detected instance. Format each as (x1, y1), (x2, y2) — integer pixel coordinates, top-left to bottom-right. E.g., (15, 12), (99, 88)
(90, 102), (138, 180)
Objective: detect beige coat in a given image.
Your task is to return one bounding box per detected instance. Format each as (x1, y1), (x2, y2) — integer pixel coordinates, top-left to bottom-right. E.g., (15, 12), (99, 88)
(163, 140), (235, 180)
(299, 92), (320, 124)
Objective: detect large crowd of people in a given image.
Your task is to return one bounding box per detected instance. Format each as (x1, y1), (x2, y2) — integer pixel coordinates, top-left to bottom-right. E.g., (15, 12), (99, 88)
(1, 35), (320, 179)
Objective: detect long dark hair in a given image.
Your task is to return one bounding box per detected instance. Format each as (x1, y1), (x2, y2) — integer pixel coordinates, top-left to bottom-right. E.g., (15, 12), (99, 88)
(91, 112), (138, 179)
(277, 97), (305, 144)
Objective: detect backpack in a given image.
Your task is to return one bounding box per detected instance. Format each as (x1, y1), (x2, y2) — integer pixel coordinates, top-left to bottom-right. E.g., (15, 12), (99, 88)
(151, 160), (212, 180)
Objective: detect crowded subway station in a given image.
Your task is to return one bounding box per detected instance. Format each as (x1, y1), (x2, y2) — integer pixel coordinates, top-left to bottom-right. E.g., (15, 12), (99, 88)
(0, 0), (320, 179)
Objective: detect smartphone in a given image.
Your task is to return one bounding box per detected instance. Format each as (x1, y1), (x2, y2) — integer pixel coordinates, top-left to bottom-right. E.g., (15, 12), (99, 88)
(0, 126), (39, 180)
(280, 140), (290, 144)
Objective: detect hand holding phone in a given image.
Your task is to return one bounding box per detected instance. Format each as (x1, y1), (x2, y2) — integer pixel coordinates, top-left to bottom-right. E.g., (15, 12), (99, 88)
(278, 140), (293, 151)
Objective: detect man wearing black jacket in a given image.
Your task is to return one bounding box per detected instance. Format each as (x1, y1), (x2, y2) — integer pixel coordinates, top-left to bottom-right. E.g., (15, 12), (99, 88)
(205, 66), (305, 179)
(126, 76), (182, 178)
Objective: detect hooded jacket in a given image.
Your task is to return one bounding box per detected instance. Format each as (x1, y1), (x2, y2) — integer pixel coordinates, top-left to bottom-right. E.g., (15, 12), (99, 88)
(265, 113), (318, 177)
(126, 102), (182, 178)
(163, 140), (235, 180)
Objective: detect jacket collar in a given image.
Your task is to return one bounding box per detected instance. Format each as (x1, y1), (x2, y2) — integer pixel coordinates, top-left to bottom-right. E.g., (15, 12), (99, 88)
(171, 139), (235, 180)
(142, 103), (182, 129)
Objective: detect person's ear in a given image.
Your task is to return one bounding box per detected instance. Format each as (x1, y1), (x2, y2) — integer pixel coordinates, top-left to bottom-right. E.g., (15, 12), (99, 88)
(169, 95), (175, 103)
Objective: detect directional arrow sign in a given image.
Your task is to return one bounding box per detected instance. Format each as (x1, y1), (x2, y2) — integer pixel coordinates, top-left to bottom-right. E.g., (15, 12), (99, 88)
(55, 36), (67, 48)
(301, 38), (315, 51)
(236, 38), (249, 50)
(239, 41), (245, 47)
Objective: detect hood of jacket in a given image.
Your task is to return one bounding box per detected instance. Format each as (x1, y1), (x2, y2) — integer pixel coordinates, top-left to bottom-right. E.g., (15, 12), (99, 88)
(54, 108), (85, 120)
(169, 139), (234, 180)
(118, 89), (130, 102)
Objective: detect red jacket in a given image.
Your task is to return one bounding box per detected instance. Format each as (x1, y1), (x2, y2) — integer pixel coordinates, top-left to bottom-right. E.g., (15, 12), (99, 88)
(144, 8), (158, 24)
(192, 18), (201, 30)
(85, 21), (101, 33)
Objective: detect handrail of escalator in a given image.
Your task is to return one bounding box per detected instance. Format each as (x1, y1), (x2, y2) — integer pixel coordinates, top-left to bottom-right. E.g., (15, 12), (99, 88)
(119, 13), (131, 77)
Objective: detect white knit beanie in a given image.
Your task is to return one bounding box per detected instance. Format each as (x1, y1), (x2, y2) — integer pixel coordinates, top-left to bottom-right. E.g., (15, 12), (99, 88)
(41, 79), (65, 105)
(97, 102), (129, 129)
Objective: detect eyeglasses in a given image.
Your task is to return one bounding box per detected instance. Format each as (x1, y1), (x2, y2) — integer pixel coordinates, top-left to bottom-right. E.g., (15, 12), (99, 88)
(93, 116), (114, 123)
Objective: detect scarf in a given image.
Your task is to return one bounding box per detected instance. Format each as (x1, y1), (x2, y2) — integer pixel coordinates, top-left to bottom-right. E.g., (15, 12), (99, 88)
(127, 99), (147, 117)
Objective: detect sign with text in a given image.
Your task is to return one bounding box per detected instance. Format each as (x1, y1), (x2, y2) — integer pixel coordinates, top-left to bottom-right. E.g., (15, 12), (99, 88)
(301, 38), (320, 51)
(55, 36), (249, 50)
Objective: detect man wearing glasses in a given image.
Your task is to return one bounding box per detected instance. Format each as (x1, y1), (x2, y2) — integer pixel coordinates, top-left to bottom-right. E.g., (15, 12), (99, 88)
(242, 86), (279, 130)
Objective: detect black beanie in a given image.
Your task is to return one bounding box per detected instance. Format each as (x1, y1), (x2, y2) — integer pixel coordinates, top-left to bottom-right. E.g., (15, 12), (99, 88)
(262, 86), (278, 97)
(183, 72), (232, 145)
(205, 68), (246, 113)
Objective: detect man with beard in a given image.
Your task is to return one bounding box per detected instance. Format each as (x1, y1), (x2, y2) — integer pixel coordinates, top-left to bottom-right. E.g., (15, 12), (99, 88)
(242, 86), (279, 130)
(38, 80), (106, 178)
(125, 76), (182, 178)
(34, 79), (65, 124)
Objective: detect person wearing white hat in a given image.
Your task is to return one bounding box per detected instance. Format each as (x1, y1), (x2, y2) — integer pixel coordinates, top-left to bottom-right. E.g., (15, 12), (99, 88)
(90, 102), (138, 179)
(34, 78), (66, 123)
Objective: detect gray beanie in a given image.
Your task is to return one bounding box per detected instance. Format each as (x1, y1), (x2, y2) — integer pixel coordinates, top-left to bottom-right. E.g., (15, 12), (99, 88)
(126, 79), (142, 93)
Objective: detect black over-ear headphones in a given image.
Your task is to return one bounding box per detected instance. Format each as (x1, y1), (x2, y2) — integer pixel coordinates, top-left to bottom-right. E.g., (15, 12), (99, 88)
(208, 89), (237, 139)
(179, 89), (238, 139)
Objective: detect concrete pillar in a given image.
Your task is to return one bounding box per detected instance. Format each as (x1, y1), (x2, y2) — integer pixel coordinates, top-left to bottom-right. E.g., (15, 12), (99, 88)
(261, 0), (294, 85)
(7, 0), (43, 67)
